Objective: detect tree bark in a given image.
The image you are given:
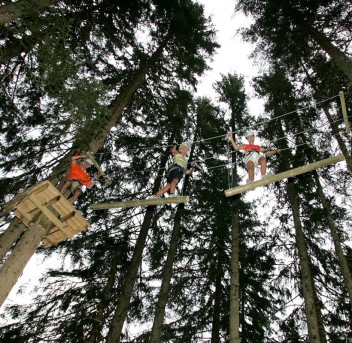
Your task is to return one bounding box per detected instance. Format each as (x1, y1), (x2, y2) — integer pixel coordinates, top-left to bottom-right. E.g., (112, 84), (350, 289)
(289, 7), (352, 82)
(149, 214), (183, 343)
(211, 257), (222, 343)
(229, 201), (240, 343)
(229, 132), (240, 343)
(86, 254), (119, 343)
(0, 223), (46, 307)
(0, 220), (26, 262)
(312, 171), (352, 303)
(276, 119), (326, 342)
(287, 181), (326, 343)
(106, 142), (172, 343)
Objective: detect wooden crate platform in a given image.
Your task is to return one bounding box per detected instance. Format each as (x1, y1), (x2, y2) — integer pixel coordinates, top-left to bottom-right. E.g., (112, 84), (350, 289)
(4, 180), (90, 247)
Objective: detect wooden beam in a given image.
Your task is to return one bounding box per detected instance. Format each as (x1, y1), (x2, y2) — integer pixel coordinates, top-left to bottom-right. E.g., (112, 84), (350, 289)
(224, 154), (345, 197)
(339, 91), (350, 134)
(28, 194), (71, 234)
(59, 211), (76, 223)
(90, 196), (190, 210)
(38, 195), (61, 209)
(42, 234), (58, 247)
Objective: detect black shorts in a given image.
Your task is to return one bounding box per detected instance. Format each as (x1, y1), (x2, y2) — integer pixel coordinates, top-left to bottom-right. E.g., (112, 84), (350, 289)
(167, 167), (184, 183)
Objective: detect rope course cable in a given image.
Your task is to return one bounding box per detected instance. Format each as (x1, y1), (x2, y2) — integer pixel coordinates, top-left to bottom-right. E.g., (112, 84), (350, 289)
(113, 93), (343, 154)
(111, 112), (350, 183)
(41, 92), (347, 189)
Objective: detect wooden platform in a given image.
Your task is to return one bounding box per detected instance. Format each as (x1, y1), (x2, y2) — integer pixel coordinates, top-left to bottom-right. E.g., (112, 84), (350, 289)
(90, 196), (190, 210)
(224, 154), (345, 197)
(4, 180), (90, 247)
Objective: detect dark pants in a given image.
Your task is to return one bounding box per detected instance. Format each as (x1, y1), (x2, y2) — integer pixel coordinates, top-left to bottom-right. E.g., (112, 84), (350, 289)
(167, 166), (184, 183)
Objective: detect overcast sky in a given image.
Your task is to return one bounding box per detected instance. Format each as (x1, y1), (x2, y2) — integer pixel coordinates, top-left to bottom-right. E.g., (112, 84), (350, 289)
(197, 0), (264, 117)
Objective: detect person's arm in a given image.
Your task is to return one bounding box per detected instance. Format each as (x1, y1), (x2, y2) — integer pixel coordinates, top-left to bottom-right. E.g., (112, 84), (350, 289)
(84, 173), (101, 189)
(171, 145), (179, 155)
(93, 172), (103, 179)
(185, 168), (193, 175)
(261, 148), (282, 156)
(228, 132), (246, 151)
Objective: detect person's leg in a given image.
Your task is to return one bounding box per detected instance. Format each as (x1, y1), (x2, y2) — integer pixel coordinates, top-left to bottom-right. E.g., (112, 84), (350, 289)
(258, 156), (267, 176)
(69, 189), (82, 204)
(169, 178), (179, 194)
(60, 180), (71, 195)
(247, 161), (255, 181)
(156, 183), (171, 196)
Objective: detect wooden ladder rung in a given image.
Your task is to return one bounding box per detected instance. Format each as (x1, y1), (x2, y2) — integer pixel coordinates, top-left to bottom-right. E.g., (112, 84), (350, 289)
(59, 211), (76, 223)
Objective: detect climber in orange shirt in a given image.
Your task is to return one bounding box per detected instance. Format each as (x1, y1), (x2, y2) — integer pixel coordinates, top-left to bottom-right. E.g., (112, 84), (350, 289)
(60, 155), (102, 204)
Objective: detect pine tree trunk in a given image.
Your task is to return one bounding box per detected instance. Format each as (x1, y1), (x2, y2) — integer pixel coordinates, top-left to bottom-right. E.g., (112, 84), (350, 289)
(50, 34), (171, 189)
(149, 214), (183, 343)
(289, 8), (352, 82)
(106, 144), (172, 343)
(86, 254), (120, 343)
(276, 119), (326, 342)
(229, 201), (240, 343)
(149, 139), (196, 343)
(0, 223), (46, 307)
(0, 220), (26, 261)
(88, 34), (171, 153)
(312, 171), (352, 303)
(230, 125), (240, 343)
(211, 258), (222, 343)
(287, 180), (326, 343)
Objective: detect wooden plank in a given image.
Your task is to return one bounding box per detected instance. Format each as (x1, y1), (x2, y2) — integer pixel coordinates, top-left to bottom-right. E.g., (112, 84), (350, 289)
(3, 182), (50, 214)
(42, 233), (58, 248)
(224, 154), (345, 197)
(42, 195), (61, 207)
(339, 91), (350, 134)
(51, 200), (89, 232)
(90, 196), (190, 210)
(42, 227), (68, 248)
(14, 209), (34, 225)
(28, 194), (70, 234)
